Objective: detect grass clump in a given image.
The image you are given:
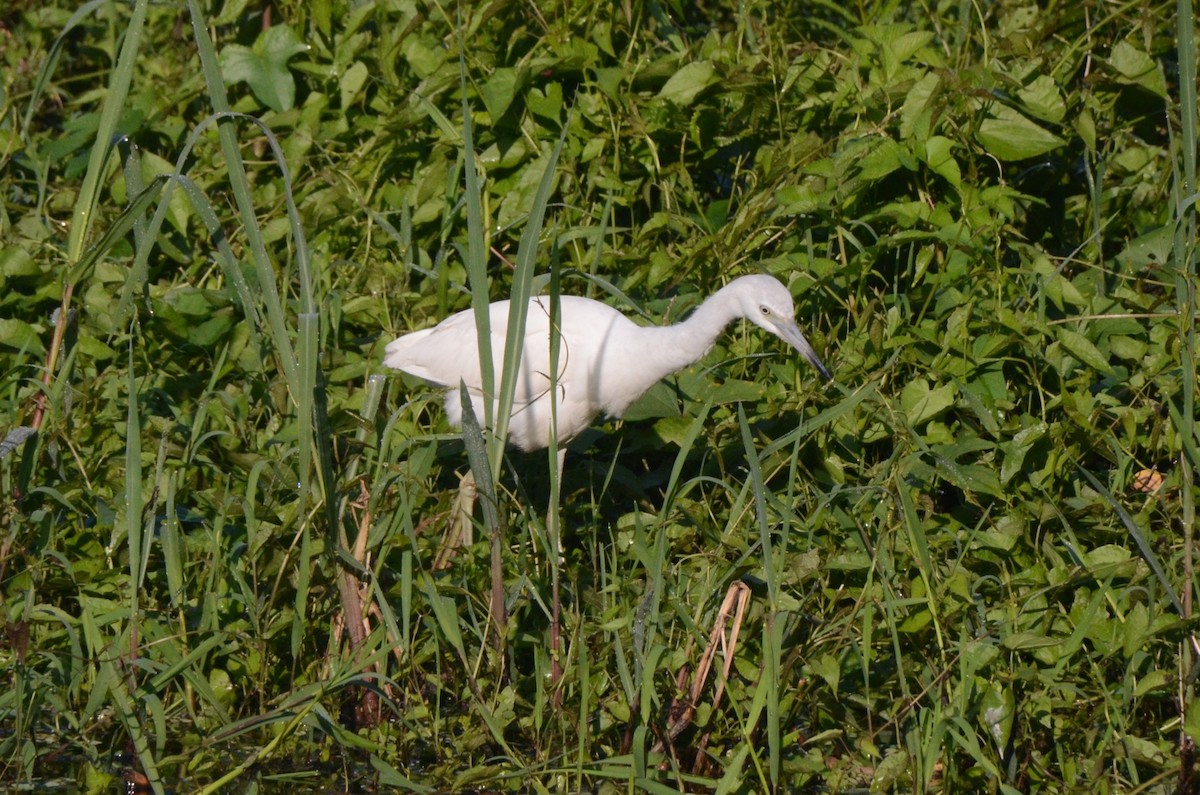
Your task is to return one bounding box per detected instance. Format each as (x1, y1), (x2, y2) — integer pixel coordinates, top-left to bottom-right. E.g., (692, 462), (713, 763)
(0, 1), (1197, 792)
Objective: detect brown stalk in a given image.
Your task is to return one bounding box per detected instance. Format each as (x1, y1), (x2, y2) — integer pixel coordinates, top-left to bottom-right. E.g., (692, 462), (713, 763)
(656, 581), (752, 756)
(30, 284), (76, 433)
(333, 482), (380, 728)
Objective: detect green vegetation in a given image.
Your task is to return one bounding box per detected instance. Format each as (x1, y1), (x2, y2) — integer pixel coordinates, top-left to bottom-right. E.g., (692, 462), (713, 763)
(1, 0), (1197, 791)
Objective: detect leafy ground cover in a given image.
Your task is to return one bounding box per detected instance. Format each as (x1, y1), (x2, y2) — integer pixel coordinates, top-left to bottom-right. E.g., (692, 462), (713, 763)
(1, 0), (1198, 792)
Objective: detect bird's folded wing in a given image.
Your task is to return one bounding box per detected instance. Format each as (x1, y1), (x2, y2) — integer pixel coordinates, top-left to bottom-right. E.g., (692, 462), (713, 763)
(385, 303), (562, 407)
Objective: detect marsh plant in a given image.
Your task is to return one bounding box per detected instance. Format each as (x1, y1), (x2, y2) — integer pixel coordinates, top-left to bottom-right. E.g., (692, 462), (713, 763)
(0, 1), (1198, 792)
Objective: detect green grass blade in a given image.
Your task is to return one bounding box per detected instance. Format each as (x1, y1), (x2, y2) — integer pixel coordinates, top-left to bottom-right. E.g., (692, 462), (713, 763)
(161, 470), (182, 609)
(298, 311), (319, 522)
(1174, 0), (1198, 644)
(459, 381), (506, 642)
(460, 60), (495, 440)
(19, 0), (108, 141)
(897, 457), (944, 651)
(185, 0), (298, 391)
(123, 346), (142, 595)
(68, 177), (165, 287)
(737, 406), (780, 787)
(293, 524), (313, 662)
(104, 660), (165, 795)
(64, 0), (148, 266)
(491, 126), (567, 478)
(116, 111), (301, 334)
(1177, 1), (1197, 195)
(1077, 464), (1186, 616)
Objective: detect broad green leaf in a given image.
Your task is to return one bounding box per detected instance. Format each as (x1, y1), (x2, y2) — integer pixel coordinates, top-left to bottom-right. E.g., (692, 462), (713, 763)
(708, 379), (766, 404)
(887, 30), (934, 63)
(872, 751), (909, 791)
(213, 0), (251, 25)
(1057, 329), (1114, 374)
(1001, 421), (1047, 485)
(133, 151), (190, 234)
(339, 60), (369, 109)
(976, 106), (1064, 161)
(481, 67), (518, 120)
(1108, 41), (1168, 98)
(189, 313), (234, 346)
(1002, 631), (1060, 650)
(219, 25), (307, 112)
(1186, 697), (1200, 741)
(900, 72), (939, 142)
(937, 459), (1002, 497)
(1084, 544), (1138, 578)
(1043, 272), (1088, 310)
(495, 148), (560, 229)
(1109, 335), (1146, 361)
(1135, 670), (1170, 697)
(401, 34), (446, 78)
(924, 135), (960, 187)
(810, 653), (840, 693)
(0, 245), (37, 278)
(857, 137), (906, 180)
(975, 527), (1019, 551)
(594, 66), (624, 100)
(898, 609), (933, 632)
(76, 333), (116, 361)
(1122, 735), (1168, 764)
(980, 680), (1015, 751)
(1074, 108), (1096, 151)
(658, 61), (714, 105)
(526, 82), (562, 122)
(370, 756), (435, 792)
(775, 183), (822, 215)
(1115, 224), (1173, 269)
(1018, 75), (1066, 122)
(900, 378), (955, 426)
(0, 318), (45, 354)
(624, 381), (680, 421)
(1123, 602), (1150, 659)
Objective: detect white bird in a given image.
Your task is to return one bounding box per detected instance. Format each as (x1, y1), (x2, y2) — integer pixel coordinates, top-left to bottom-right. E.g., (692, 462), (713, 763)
(384, 274), (831, 454)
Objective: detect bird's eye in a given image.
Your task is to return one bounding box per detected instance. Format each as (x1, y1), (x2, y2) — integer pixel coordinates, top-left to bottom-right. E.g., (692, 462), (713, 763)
(760, 305), (771, 315)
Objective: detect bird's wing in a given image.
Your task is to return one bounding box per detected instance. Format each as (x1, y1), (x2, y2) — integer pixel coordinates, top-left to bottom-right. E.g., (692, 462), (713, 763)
(383, 307), (491, 387)
(384, 299), (561, 406)
(499, 297), (561, 407)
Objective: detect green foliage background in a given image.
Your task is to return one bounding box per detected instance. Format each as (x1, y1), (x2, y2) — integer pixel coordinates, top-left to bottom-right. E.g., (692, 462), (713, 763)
(1, 0), (1198, 792)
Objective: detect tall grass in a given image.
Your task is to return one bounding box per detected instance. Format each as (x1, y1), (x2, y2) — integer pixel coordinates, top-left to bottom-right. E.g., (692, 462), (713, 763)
(2, 0), (1199, 792)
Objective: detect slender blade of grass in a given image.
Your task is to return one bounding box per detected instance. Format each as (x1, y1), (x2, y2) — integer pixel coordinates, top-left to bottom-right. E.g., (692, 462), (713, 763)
(491, 125), (568, 480)
(460, 63), (494, 437)
(1173, 0), (1198, 656)
(298, 311), (319, 526)
(737, 406), (780, 787)
(124, 346), (142, 594)
(185, 0), (298, 393)
(1077, 464), (1186, 616)
(68, 177), (164, 289)
(64, 0), (147, 265)
(460, 381), (505, 644)
(103, 660), (165, 795)
(161, 470), (182, 609)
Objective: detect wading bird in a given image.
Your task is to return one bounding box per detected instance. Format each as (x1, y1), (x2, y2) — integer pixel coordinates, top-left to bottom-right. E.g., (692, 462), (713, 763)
(384, 274), (831, 468)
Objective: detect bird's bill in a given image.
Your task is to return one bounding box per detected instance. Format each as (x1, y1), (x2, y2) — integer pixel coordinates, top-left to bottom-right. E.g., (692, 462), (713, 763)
(774, 320), (832, 381)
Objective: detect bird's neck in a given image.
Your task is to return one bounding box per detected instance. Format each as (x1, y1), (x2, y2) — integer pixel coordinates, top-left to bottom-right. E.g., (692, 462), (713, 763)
(641, 285), (740, 376)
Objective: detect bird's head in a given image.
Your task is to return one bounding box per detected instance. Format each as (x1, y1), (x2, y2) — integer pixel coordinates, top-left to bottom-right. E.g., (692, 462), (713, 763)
(734, 275), (832, 381)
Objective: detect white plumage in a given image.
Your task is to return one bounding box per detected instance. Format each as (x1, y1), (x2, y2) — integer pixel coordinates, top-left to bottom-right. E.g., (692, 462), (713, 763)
(384, 274), (830, 452)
